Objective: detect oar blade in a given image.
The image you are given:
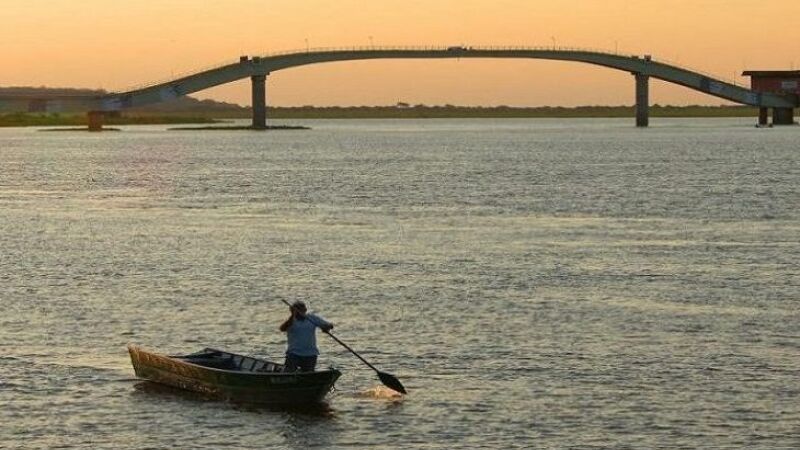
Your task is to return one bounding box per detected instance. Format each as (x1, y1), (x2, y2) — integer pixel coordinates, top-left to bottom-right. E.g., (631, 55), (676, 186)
(377, 371), (407, 395)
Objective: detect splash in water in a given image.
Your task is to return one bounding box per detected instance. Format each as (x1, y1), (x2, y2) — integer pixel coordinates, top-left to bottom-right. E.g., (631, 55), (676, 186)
(357, 385), (405, 401)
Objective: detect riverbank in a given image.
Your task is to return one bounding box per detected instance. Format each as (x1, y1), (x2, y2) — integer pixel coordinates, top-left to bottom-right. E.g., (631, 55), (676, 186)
(262, 105), (760, 119)
(0, 105), (761, 127)
(169, 125), (310, 131)
(0, 113), (219, 127)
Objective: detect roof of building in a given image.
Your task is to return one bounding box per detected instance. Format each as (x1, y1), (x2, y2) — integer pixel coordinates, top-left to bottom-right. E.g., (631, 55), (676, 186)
(742, 70), (800, 77)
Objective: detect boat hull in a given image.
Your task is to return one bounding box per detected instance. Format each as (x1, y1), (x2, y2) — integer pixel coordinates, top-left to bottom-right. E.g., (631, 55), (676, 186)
(128, 344), (340, 406)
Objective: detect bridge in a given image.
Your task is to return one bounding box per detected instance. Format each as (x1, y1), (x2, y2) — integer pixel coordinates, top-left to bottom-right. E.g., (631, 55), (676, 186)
(4, 46), (799, 130)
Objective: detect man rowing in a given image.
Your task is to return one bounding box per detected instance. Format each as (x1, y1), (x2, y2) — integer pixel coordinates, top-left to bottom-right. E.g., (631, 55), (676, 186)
(279, 300), (334, 372)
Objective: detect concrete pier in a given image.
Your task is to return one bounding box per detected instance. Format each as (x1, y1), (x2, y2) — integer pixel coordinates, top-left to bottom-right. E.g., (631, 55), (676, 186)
(772, 108), (795, 125)
(635, 73), (649, 128)
(251, 74), (267, 129)
(87, 111), (104, 131)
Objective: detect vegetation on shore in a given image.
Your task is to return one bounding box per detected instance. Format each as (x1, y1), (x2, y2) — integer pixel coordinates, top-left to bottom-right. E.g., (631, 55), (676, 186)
(0, 112), (219, 127)
(0, 86), (766, 123)
(0, 105), (761, 128)
(263, 105), (759, 119)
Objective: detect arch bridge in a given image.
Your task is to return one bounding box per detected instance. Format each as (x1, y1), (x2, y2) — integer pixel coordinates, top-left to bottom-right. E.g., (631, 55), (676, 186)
(14, 46), (800, 129)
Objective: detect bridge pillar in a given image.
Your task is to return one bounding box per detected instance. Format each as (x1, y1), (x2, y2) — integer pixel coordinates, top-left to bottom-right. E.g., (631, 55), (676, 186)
(251, 74), (267, 129)
(772, 108), (795, 125)
(635, 73), (649, 128)
(758, 108), (769, 127)
(87, 111), (105, 132)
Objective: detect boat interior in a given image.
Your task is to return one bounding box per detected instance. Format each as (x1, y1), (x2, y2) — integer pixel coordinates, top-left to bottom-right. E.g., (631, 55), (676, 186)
(176, 348), (285, 373)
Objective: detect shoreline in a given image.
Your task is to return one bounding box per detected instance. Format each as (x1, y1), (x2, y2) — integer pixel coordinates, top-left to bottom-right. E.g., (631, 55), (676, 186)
(169, 125), (310, 131)
(0, 106), (767, 127)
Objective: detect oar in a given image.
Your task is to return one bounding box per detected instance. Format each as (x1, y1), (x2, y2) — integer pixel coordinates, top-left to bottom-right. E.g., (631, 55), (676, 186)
(280, 299), (407, 395)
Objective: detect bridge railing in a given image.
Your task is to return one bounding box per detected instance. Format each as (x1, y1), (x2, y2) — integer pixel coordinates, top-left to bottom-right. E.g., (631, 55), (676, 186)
(267, 45), (750, 86)
(111, 57), (245, 94)
(111, 45), (743, 96)
(112, 45), (636, 94)
(643, 55), (741, 87)
(257, 45), (636, 58)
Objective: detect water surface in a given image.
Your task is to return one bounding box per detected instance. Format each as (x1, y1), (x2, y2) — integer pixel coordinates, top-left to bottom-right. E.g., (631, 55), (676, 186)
(1, 118), (799, 448)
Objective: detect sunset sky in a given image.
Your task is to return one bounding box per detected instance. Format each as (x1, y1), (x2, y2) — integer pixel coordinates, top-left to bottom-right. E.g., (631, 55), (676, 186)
(3, 0), (799, 107)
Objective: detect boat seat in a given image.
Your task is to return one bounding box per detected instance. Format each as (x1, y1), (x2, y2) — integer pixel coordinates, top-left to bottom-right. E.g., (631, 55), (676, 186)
(242, 358), (256, 371)
(183, 356), (238, 370)
(256, 363), (282, 373)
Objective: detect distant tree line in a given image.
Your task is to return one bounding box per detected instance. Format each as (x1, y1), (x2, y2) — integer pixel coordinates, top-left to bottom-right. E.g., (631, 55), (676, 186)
(1, 87), (760, 123)
(262, 104), (758, 119)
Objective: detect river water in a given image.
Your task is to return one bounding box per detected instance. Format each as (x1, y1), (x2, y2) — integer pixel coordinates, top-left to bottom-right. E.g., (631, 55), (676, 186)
(1, 118), (798, 448)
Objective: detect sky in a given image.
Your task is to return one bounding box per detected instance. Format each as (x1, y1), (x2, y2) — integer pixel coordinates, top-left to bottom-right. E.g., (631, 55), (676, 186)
(2, 0), (799, 107)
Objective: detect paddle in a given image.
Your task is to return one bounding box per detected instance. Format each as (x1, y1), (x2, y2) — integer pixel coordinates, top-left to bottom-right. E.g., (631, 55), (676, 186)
(280, 299), (407, 395)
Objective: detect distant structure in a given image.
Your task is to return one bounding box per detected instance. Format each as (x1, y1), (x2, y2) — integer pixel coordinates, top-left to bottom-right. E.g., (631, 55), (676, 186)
(742, 70), (800, 126)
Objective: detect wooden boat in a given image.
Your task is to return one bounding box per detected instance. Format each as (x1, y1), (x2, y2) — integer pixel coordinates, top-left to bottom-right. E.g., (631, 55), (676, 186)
(127, 344), (341, 406)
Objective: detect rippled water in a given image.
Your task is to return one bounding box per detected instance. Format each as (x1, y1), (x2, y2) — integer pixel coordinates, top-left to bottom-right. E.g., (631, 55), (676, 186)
(1, 118), (799, 448)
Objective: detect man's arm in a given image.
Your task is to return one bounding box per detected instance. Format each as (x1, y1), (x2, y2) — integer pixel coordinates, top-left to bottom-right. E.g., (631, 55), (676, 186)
(279, 315), (293, 332)
(308, 314), (334, 333)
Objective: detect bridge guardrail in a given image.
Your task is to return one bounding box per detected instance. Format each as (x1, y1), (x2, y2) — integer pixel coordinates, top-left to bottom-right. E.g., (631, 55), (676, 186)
(111, 58), (244, 94)
(111, 45), (743, 96)
(113, 45), (637, 94)
(112, 45), (635, 96)
(259, 45), (635, 58)
(645, 56), (741, 87)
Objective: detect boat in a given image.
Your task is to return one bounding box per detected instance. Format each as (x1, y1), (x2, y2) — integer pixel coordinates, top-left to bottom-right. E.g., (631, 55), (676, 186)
(127, 344), (341, 406)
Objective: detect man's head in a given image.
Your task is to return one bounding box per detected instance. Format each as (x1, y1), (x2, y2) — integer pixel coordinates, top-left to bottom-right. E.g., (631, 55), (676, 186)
(291, 301), (307, 318)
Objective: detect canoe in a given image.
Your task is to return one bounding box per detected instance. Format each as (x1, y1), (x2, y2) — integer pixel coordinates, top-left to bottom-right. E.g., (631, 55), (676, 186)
(127, 344), (341, 406)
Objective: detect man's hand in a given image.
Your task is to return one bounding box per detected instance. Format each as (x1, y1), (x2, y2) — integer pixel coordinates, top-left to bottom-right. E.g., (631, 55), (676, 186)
(320, 323), (334, 333)
(279, 314), (294, 332)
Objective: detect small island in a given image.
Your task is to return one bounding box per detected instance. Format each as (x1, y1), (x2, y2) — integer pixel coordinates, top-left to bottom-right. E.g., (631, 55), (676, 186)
(169, 124), (310, 131)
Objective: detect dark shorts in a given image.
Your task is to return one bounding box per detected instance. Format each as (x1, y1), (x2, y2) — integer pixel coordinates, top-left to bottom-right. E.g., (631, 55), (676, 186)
(284, 353), (317, 372)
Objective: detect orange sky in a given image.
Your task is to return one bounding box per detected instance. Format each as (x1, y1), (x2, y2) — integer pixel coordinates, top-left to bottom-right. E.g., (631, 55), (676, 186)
(2, 0), (799, 106)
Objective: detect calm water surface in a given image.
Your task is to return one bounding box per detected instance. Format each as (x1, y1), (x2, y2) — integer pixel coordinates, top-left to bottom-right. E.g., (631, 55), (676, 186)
(1, 118), (799, 448)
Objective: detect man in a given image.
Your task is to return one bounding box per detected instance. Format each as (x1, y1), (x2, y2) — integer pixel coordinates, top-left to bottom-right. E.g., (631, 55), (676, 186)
(279, 300), (334, 372)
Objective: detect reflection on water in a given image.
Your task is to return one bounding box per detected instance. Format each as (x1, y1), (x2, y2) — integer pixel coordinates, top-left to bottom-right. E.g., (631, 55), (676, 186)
(1, 118), (799, 448)
(132, 381), (337, 417)
(132, 381), (219, 403)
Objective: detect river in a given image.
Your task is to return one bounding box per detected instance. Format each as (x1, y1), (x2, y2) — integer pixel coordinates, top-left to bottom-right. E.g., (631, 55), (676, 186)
(1, 118), (798, 448)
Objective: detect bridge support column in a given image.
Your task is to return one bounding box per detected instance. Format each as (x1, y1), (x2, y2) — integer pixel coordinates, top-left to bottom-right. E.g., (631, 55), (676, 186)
(635, 73), (649, 128)
(758, 108), (769, 127)
(772, 108), (795, 126)
(87, 111), (105, 132)
(251, 74), (267, 129)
